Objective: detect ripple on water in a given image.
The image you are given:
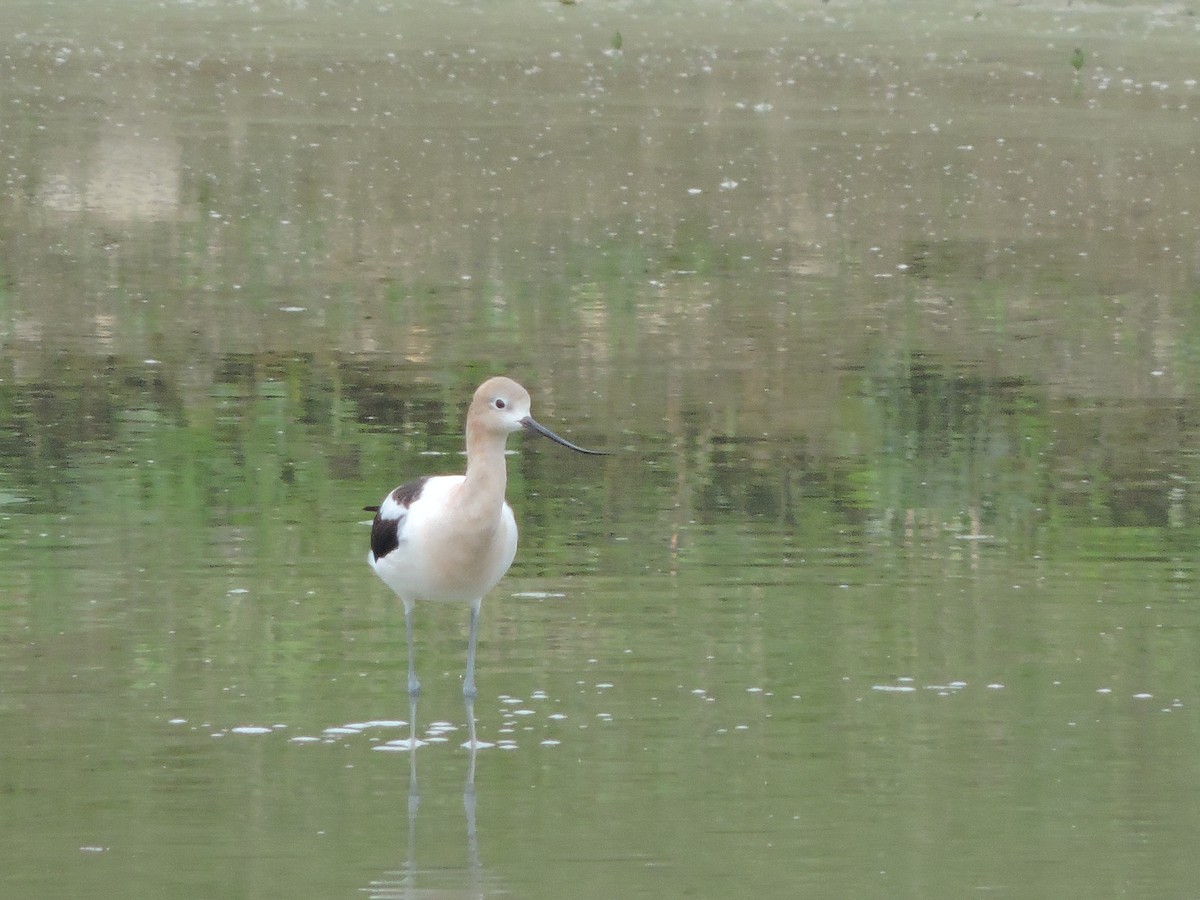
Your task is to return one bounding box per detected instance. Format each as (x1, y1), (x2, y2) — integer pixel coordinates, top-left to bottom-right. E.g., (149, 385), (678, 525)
(230, 725), (274, 735)
(373, 737), (427, 752)
(265, 691), (578, 753)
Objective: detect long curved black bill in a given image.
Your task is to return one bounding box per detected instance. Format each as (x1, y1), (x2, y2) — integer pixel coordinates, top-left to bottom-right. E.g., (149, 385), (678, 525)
(521, 416), (609, 455)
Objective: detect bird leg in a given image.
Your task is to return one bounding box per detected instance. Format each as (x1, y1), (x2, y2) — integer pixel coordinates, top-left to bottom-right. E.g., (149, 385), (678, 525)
(404, 600), (421, 697)
(462, 600), (481, 701)
(464, 694), (479, 784)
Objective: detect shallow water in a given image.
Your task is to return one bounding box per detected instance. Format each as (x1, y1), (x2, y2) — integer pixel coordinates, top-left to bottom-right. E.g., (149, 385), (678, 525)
(2, 1), (1200, 897)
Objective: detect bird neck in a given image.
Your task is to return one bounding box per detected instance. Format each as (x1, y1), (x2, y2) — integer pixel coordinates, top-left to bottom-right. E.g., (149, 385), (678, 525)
(461, 426), (509, 517)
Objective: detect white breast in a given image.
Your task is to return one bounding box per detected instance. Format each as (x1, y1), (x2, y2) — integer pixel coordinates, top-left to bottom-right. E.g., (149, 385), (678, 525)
(369, 475), (518, 603)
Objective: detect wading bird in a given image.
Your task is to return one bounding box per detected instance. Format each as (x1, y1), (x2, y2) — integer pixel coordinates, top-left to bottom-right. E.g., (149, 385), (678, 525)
(366, 376), (606, 746)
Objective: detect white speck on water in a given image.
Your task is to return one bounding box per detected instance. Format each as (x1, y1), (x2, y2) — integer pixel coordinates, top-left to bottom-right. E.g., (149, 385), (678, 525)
(168, 717), (187, 725)
(987, 683), (1005, 690)
(80, 846), (107, 854)
(279, 306), (306, 313)
(926, 682), (963, 693)
(230, 726), (272, 735)
(872, 685), (916, 693)
(511, 591), (566, 599)
(323, 726), (361, 735)
(289, 736), (321, 744)
(719, 178), (739, 190)
(1133, 692), (1153, 699)
(687, 187), (703, 195)
(540, 739), (561, 747)
(747, 687), (764, 693)
(596, 683), (613, 690)
(227, 588), (249, 595)
(547, 713), (568, 721)
(374, 737), (426, 752)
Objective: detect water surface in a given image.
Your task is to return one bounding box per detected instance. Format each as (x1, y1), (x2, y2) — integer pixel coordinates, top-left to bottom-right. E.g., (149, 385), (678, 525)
(2, 1), (1199, 898)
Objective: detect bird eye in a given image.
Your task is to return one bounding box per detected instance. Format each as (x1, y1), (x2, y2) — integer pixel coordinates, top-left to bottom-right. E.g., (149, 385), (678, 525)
(494, 398), (507, 410)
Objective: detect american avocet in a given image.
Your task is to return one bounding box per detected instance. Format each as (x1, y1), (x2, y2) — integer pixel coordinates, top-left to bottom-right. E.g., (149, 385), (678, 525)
(367, 376), (606, 719)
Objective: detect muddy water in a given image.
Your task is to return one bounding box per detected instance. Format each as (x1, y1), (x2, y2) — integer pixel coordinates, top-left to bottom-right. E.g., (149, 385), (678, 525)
(2, 1), (1199, 898)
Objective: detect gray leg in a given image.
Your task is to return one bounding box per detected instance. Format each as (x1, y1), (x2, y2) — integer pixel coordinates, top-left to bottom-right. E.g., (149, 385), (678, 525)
(404, 599), (420, 697)
(408, 690), (421, 768)
(463, 600), (481, 700)
(465, 694), (479, 777)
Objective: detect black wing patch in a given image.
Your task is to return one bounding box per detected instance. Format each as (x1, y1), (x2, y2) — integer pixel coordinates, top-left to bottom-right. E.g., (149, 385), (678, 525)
(389, 478), (429, 508)
(369, 476), (430, 561)
(370, 515), (400, 561)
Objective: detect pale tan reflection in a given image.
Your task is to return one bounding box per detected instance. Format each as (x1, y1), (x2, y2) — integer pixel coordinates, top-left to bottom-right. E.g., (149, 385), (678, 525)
(39, 134), (182, 222)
